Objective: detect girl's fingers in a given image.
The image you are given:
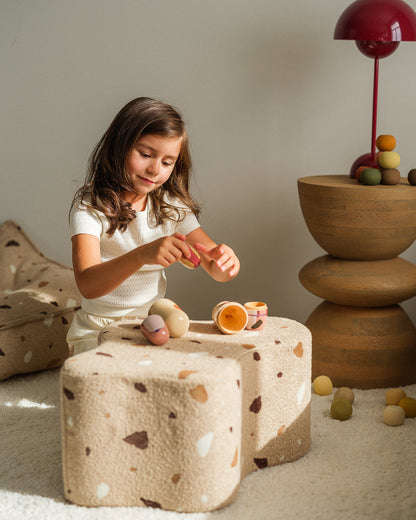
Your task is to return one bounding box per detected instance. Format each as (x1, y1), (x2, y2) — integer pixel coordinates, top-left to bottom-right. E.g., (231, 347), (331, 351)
(217, 257), (234, 272)
(193, 242), (210, 254)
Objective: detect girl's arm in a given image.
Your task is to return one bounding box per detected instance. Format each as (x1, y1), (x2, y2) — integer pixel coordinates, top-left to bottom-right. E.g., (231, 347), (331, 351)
(186, 227), (240, 282)
(72, 232), (192, 299)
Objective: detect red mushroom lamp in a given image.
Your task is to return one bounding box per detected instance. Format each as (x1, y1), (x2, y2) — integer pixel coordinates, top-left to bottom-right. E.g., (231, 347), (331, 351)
(334, 0), (416, 176)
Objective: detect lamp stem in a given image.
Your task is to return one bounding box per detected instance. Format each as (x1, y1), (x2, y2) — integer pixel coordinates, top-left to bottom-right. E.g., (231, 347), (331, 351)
(371, 56), (379, 158)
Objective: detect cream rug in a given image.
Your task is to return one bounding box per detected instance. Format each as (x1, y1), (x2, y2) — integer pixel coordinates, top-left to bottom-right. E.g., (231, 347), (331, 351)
(1, 369), (415, 520)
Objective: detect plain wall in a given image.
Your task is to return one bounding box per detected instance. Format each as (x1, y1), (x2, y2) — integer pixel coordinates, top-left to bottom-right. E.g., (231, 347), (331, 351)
(1, 0), (415, 324)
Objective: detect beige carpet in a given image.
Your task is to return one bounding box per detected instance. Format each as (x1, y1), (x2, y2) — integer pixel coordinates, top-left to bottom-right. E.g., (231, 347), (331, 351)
(1, 369), (415, 520)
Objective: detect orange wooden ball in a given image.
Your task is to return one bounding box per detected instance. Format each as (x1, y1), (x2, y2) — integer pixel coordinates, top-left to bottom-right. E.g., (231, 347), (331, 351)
(355, 166), (367, 181)
(376, 134), (396, 151)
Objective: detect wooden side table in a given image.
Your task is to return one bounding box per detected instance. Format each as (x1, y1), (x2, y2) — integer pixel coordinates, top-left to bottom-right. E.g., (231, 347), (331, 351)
(298, 175), (416, 389)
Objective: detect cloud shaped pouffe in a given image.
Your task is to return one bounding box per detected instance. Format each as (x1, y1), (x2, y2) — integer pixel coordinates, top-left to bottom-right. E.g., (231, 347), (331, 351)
(60, 317), (311, 512)
(0, 220), (81, 380)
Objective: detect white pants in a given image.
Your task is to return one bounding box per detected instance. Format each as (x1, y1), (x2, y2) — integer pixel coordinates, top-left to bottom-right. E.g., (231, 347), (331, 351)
(67, 309), (141, 354)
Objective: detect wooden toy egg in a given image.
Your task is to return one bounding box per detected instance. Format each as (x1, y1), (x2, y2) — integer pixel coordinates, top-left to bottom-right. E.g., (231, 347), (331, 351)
(330, 399), (353, 421)
(385, 388), (406, 406)
(383, 405), (405, 426)
(408, 169), (416, 185)
(165, 309), (190, 338)
(149, 298), (181, 320)
(333, 387), (354, 404)
(376, 134), (396, 151)
(312, 375), (333, 396)
(141, 314), (169, 346)
(378, 151), (400, 170)
(381, 168), (400, 185)
(180, 243), (201, 269)
(360, 168), (382, 185)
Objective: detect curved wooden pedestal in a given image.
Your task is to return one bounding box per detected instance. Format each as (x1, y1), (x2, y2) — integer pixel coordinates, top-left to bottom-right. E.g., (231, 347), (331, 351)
(305, 302), (416, 389)
(298, 175), (416, 389)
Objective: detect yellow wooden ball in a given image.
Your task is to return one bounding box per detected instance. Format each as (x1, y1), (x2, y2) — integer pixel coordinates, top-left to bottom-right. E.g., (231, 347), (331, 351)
(398, 397), (416, 418)
(378, 151), (400, 170)
(313, 375), (333, 396)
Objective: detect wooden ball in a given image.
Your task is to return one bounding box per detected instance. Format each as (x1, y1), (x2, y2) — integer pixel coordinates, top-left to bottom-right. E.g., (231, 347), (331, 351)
(381, 168), (400, 185)
(385, 388), (406, 405)
(383, 405), (405, 426)
(376, 134), (396, 151)
(334, 387), (355, 404)
(378, 151), (400, 170)
(355, 166), (367, 181)
(398, 397), (416, 418)
(408, 169), (416, 186)
(360, 168), (381, 185)
(313, 375), (333, 396)
(331, 399), (353, 421)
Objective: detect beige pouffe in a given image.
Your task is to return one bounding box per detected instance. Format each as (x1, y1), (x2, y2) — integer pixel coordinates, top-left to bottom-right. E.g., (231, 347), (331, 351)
(60, 317), (311, 512)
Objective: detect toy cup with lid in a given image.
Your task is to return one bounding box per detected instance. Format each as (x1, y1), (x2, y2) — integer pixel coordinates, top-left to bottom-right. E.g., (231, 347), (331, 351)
(212, 301), (248, 334)
(244, 302), (268, 331)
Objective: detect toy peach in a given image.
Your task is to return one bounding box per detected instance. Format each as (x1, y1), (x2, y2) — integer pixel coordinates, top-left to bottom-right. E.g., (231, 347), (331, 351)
(212, 301), (248, 335)
(244, 301), (268, 330)
(141, 314), (169, 346)
(180, 243), (201, 269)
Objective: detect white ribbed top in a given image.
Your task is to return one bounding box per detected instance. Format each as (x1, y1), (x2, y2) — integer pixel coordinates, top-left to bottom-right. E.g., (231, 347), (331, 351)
(69, 195), (200, 317)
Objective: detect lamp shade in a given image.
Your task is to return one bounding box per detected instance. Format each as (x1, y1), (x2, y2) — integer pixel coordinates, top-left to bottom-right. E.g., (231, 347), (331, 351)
(334, 0), (416, 41)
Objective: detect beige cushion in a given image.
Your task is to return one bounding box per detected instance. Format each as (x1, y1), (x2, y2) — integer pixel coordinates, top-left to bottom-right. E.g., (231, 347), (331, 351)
(61, 317), (311, 512)
(0, 220), (81, 380)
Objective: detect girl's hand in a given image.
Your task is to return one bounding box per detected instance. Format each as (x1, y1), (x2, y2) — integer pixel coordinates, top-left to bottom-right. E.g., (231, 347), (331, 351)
(193, 242), (239, 278)
(139, 233), (191, 267)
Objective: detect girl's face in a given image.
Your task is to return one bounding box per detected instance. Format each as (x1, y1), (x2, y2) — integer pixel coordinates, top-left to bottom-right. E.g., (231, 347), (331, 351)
(125, 134), (183, 197)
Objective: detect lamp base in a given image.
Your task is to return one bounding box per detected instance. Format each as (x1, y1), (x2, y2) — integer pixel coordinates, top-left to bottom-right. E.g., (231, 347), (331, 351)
(349, 152), (378, 178)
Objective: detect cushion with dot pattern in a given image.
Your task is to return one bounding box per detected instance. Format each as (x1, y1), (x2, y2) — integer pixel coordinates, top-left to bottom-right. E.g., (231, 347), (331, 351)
(0, 220), (81, 380)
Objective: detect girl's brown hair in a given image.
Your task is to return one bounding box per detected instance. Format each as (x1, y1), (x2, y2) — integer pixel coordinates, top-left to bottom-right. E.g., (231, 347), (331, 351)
(73, 97), (200, 236)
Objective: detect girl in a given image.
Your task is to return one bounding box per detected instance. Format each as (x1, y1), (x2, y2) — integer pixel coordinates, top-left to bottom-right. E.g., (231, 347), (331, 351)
(67, 97), (240, 352)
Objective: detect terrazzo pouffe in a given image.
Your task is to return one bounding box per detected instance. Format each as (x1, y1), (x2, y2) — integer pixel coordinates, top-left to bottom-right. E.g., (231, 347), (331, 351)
(60, 316), (311, 512)
(0, 220), (81, 380)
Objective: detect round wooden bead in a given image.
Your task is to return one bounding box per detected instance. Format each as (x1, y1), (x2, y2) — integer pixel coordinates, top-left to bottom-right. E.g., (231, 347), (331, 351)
(378, 151), (400, 169)
(408, 169), (416, 185)
(385, 388), (406, 406)
(383, 405), (405, 426)
(376, 134), (396, 151)
(360, 168), (381, 185)
(334, 387), (354, 404)
(331, 399), (353, 421)
(313, 375), (333, 396)
(381, 168), (400, 185)
(398, 397), (416, 418)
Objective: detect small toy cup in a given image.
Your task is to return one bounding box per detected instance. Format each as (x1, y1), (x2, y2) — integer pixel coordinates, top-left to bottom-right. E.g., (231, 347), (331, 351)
(212, 301), (248, 335)
(244, 302), (268, 331)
